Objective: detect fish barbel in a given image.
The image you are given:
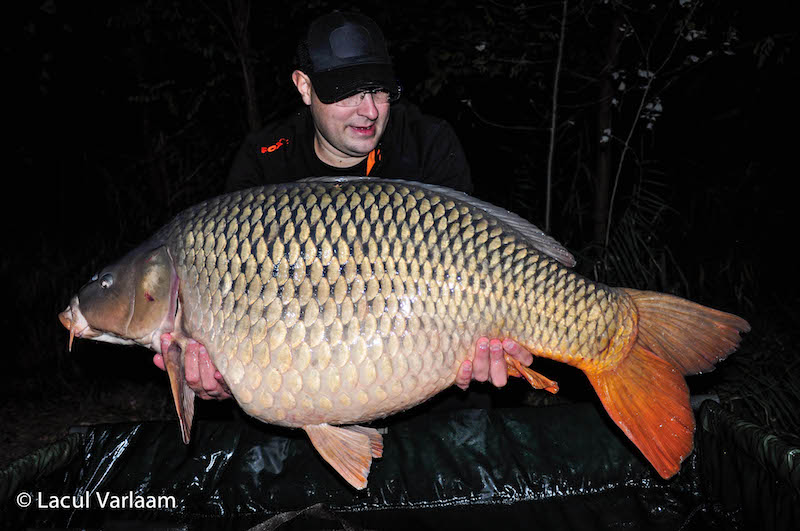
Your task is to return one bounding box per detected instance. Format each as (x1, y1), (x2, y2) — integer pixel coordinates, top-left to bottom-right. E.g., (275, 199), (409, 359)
(58, 178), (749, 489)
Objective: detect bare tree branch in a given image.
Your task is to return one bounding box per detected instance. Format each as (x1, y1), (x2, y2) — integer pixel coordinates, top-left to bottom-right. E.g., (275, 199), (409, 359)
(545, 0), (569, 232)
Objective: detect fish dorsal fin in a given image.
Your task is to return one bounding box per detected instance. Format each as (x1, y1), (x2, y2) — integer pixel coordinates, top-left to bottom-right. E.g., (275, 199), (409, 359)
(298, 177), (576, 267)
(303, 424), (383, 489)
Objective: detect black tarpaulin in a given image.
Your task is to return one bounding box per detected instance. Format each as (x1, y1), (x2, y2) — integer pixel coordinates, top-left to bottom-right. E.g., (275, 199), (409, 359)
(2, 403), (734, 530)
(696, 400), (800, 531)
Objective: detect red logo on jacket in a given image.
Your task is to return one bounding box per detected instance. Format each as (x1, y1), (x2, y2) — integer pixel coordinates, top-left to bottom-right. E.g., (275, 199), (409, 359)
(262, 138), (290, 154)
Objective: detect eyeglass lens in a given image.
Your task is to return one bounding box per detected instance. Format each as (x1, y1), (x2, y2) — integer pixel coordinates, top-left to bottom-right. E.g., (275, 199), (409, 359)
(335, 90), (393, 107)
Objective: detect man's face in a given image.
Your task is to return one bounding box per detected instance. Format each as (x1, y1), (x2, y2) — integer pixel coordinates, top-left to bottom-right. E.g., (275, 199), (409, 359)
(293, 71), (390, 167)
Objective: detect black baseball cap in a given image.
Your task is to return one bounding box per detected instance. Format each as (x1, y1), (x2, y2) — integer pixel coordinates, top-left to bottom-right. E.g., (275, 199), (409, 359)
(296, 12), (399, 104)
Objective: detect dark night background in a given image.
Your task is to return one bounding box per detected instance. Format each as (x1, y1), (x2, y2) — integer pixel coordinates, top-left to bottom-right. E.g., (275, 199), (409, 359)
(3, 0), (799, 485)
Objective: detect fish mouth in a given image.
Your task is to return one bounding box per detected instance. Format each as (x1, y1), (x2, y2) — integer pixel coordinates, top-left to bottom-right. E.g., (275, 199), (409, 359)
(58, 297), (97, 351)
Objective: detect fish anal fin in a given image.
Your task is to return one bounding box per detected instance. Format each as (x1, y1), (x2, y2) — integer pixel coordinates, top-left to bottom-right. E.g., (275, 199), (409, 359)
(162, 337), (195, 444)
(586, 343), (694, 479)
(304, 423), (382, 489)
(505, 354), (559, 394)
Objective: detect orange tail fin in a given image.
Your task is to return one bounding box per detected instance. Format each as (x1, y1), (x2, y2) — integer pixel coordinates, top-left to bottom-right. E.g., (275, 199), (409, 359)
(586, 290), (749, 479)
(586, 343), (694, 479)
(623, 288), (750, 374)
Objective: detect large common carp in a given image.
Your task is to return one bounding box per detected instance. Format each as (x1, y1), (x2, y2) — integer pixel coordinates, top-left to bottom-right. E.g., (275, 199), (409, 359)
(59, 178), (749, 489)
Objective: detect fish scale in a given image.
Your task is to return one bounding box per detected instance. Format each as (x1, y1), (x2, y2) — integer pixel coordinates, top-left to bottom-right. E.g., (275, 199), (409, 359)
(59, 177), (749, 489)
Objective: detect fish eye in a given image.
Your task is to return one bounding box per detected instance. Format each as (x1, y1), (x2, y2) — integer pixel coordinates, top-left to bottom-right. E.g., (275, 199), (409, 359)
(100, 273), (114, 289)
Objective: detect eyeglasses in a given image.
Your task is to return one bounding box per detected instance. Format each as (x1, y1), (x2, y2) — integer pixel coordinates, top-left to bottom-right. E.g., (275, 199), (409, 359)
(334, 87), (401, 107)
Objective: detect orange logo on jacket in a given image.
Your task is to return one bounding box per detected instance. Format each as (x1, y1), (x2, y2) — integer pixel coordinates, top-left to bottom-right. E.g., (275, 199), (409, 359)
(262, 138), (290, 154)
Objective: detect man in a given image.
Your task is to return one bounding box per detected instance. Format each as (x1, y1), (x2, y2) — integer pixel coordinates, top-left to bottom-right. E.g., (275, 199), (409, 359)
(154, 11), (533, 400)
(224, 11), (471, 194)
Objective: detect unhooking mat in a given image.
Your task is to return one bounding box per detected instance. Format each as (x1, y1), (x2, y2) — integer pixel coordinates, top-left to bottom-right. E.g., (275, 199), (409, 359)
(2, 401), (753, 530)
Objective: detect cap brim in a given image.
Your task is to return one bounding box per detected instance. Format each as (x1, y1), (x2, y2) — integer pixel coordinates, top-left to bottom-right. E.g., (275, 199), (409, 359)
(309, 64), (398, 104)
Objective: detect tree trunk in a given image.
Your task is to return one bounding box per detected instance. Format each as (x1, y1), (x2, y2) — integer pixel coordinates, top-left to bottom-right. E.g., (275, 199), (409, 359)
(228, 0), (261, 132)
(593, 16), (624, 251)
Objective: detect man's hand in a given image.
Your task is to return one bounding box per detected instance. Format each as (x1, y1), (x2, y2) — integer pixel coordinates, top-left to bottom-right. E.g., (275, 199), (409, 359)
(153, 340), (232, 400)
(455, 338), (534, 390)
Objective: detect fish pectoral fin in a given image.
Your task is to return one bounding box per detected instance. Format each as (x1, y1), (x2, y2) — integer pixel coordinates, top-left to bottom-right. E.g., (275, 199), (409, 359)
(505, 354), (559, 394)
(303, 424), (383, 489)
(163, 340), (196, 444)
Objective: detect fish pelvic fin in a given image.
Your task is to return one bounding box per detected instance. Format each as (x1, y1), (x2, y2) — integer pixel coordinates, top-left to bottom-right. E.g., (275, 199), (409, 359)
(622, 288), (750, 375)
(304, 424), (383, 489)
(586, 342), (694, 479)
(162, 336), (196, 444)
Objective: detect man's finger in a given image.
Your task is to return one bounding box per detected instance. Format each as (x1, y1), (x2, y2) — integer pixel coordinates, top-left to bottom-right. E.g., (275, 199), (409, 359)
(472, 338), (491, 382)
(488, 338), (507, 387)
(214, 371), (232, 395)
(455, 360), (472, 390)
(184, 341), (201, 385)
(502, 339), (533, 366)
(196, 345), (219, 392)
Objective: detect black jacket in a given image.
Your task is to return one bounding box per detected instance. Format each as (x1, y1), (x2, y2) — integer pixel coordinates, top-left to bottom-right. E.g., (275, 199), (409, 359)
(225, 101), (472, 194)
